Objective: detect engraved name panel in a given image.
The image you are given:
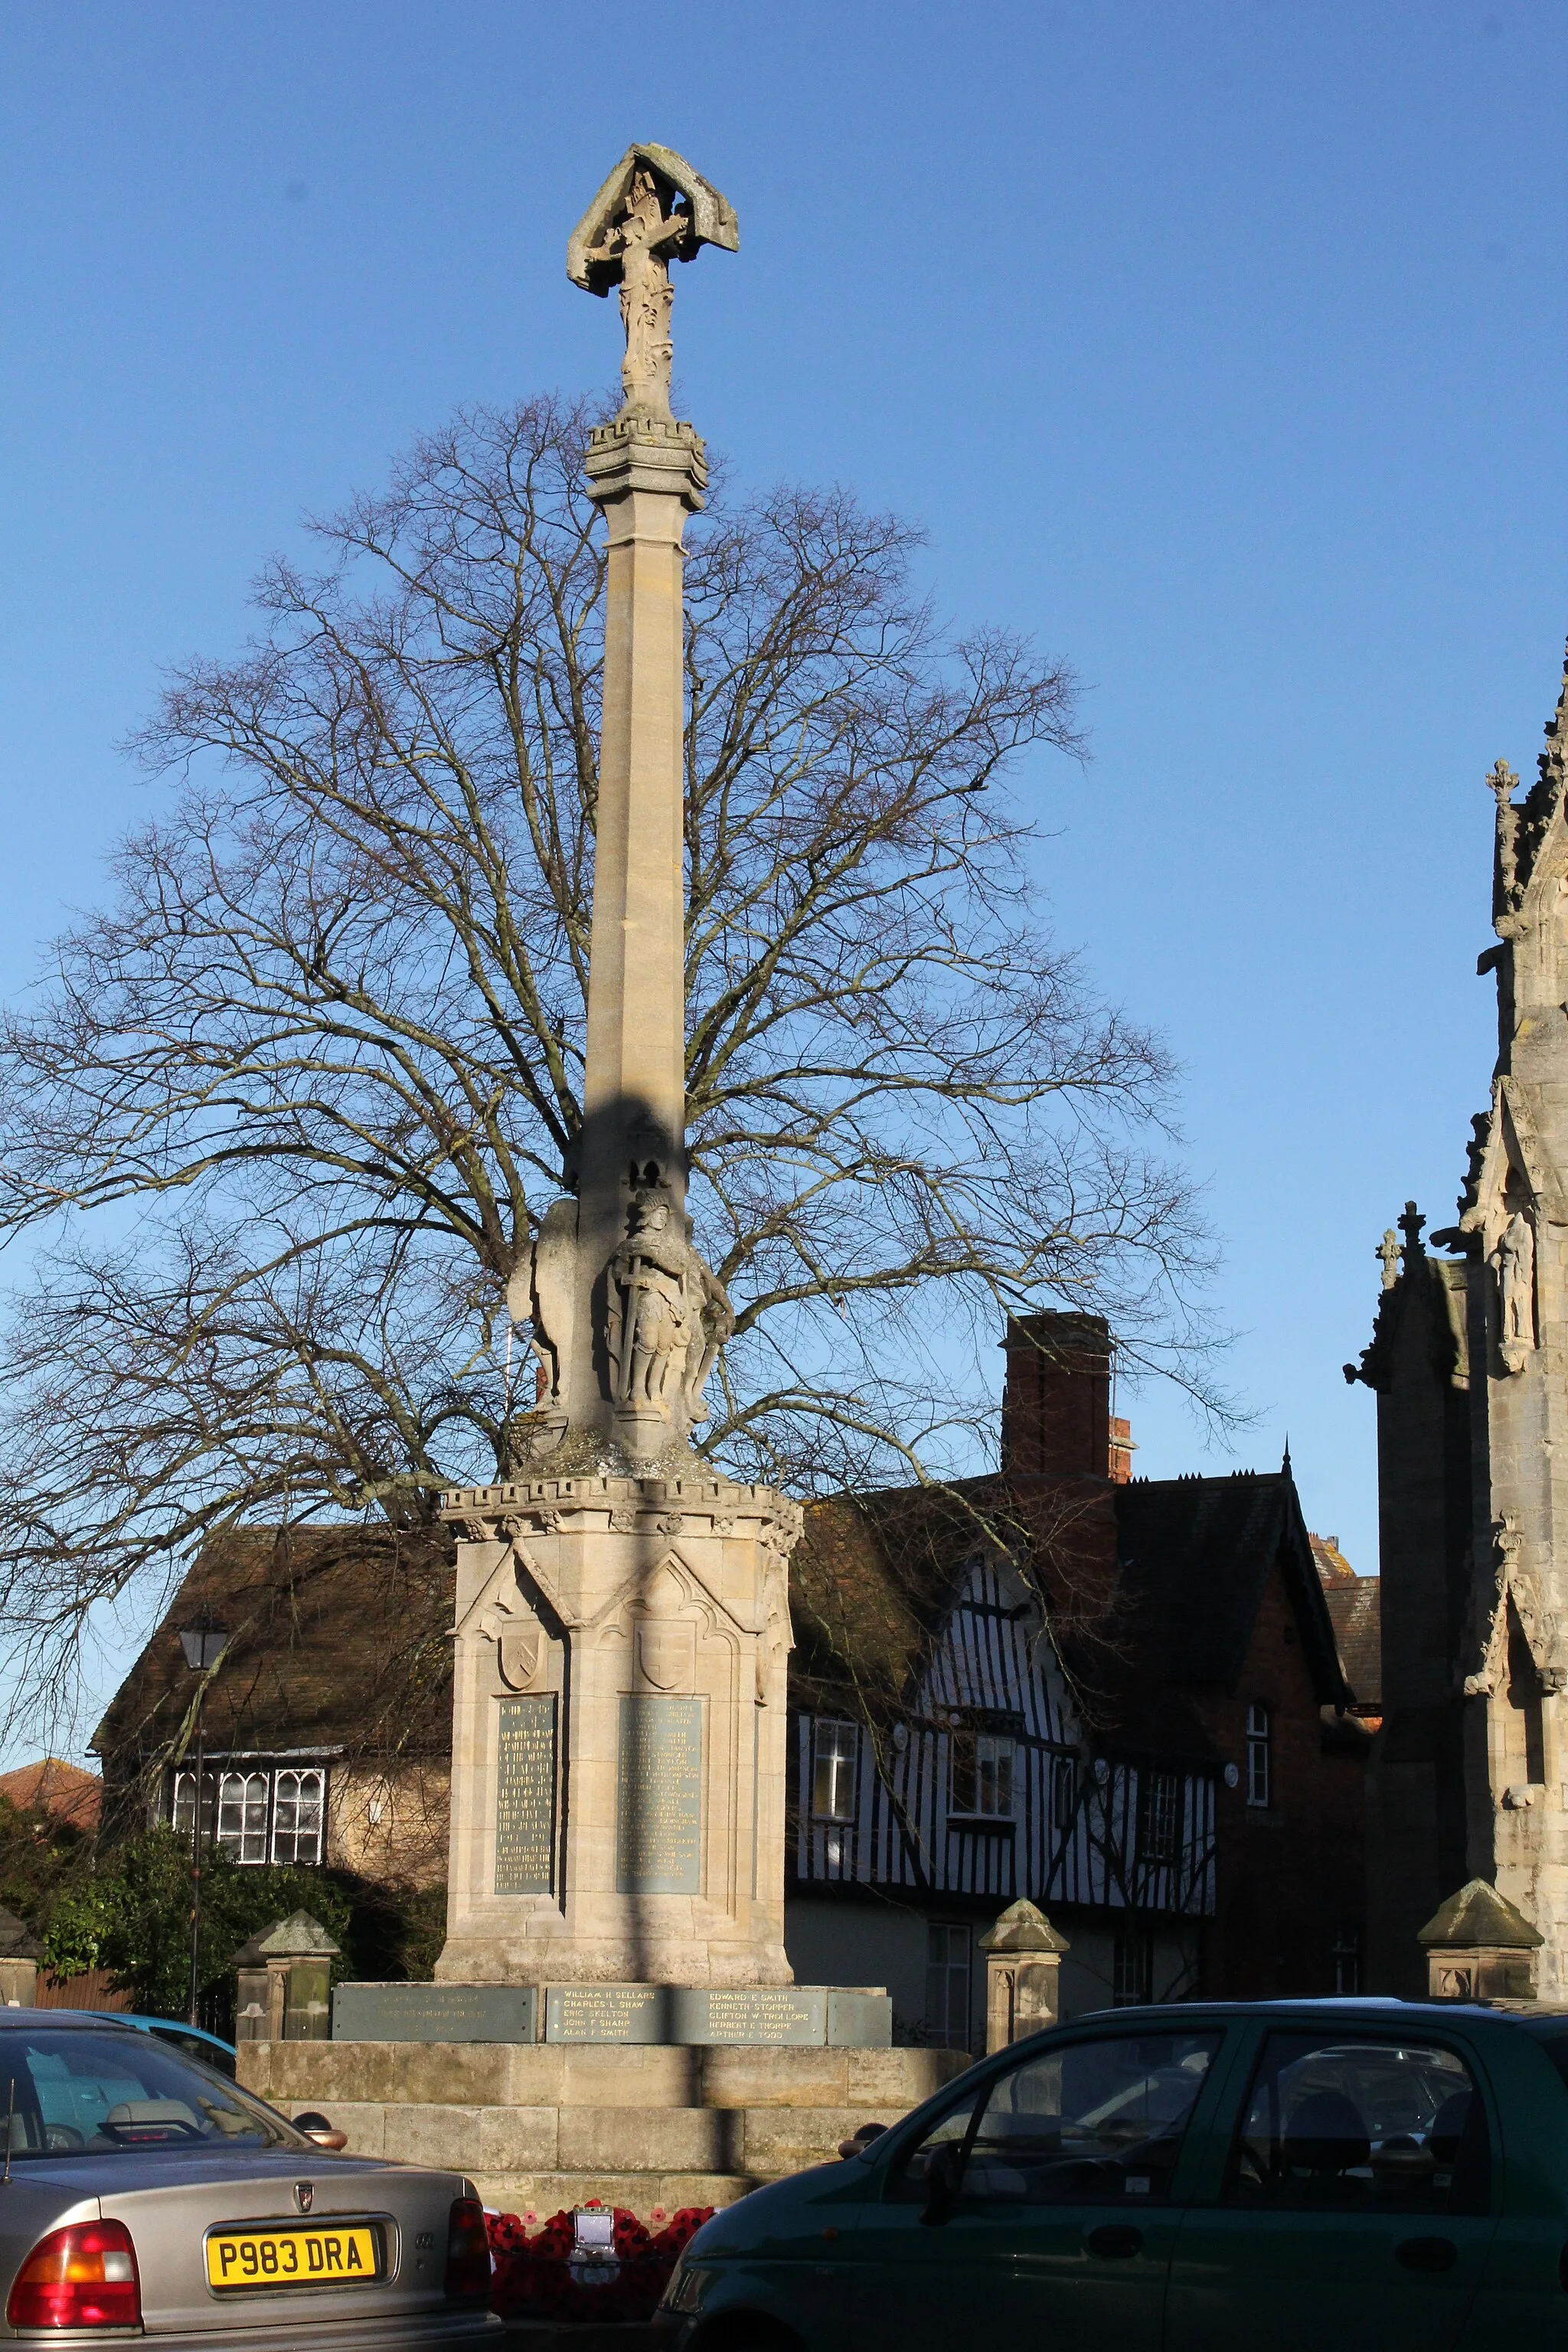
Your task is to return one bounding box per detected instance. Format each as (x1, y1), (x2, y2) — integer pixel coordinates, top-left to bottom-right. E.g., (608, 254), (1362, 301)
(542, 1984), (831, 2044)
(495, 1694), (557, 1895)
(544, 1985), (662, 2043)
(616, 1695), (702, 1895)
(332, 1982), (537, 2043)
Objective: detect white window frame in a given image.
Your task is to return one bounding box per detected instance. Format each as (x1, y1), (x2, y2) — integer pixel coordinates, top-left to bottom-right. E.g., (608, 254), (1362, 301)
(811, 1719), (859, 1823)
(217, 1770), (270, 1864)
(1246, 1702), (1271, 1808)
(1138, 1768), (1181, 1864)
(169, 1761), (329, 1866)
(1112, 1922), (1155, 2007)
(271, 1767), (325, 1866)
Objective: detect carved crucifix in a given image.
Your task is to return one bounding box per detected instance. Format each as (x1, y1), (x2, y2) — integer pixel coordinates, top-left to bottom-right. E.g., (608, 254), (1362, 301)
(567, 142), (739, 423)
(586, 168), (691, 418)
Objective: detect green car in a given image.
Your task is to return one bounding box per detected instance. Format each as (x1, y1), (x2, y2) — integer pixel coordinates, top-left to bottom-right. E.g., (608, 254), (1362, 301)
(656, 1998), (1568, 2351)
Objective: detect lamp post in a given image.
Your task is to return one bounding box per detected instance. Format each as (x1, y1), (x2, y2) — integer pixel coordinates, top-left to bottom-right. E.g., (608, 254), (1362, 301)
(178, 1622), (228, 2029)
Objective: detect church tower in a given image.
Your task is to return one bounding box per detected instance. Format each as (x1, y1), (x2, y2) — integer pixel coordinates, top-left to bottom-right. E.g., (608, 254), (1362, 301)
(1350, 645), (1568, 1995)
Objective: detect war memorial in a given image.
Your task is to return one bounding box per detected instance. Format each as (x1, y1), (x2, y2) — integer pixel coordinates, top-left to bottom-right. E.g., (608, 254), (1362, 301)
(237, 144), (964, 2213)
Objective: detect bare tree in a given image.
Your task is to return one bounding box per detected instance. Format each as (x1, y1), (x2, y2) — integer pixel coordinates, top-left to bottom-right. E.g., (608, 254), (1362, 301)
(0, 394), (1220, 1715)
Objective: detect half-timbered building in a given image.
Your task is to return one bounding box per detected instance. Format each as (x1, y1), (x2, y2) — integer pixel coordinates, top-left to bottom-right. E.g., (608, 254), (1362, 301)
(782, 1313), (1377, 2047)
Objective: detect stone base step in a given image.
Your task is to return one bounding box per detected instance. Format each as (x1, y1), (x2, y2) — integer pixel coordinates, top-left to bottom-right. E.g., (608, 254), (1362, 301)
(477, 2171), (766, 2218)
(237, 2040), (972, 2226)
(321, 2098), (902, 2180)
(242, 2040), (968, 2115)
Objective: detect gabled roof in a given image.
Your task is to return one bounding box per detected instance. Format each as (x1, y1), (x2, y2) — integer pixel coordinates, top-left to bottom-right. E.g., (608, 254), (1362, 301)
(789, 1474), (1119, 1730)
(93, 1526), (455, 1779)
(1110, 1472), (1351, 1710)
(791, 1462), (1350, 1761)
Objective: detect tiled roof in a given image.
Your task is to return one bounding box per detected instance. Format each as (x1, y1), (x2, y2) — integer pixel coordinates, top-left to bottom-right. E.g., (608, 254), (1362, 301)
(1323, 1576), (1382, 1710)
(791, 1475), (1121, 1727)
(0, 1759), (101, 1831)
(1309, 1533), (1357, 1584)
(792, 1464), (1351, 1760)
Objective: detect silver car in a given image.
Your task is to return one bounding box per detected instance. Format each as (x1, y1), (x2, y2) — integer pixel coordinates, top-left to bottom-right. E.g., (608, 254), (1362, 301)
(0, 2013), (498, 2349)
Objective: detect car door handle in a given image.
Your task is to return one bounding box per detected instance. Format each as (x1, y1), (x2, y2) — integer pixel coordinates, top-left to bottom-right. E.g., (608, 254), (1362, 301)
(1396, 2237), (1457, 2275)
(1085, 2225), (1143, 2259)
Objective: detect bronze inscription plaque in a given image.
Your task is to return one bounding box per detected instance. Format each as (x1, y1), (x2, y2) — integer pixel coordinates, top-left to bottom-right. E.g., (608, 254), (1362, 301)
(616, 1696), (702, 1894)
(495, 1694), (556, 1895)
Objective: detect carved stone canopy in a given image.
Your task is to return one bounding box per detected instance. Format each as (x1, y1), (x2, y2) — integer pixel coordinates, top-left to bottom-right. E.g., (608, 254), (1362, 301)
(567, 143), (739, 296)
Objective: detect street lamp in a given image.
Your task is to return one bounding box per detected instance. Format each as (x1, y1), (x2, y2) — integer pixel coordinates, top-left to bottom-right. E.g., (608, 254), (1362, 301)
(177, 1622), (228, 2030)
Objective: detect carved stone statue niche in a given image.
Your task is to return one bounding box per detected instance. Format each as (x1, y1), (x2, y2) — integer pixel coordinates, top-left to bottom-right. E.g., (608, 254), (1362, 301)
(1491, 1202), (1537, 1375)
(606, 1188), (734, 1427)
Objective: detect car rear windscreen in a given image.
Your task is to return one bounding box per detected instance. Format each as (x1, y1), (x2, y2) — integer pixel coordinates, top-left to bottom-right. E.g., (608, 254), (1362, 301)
(0, 2030), (302, 2158)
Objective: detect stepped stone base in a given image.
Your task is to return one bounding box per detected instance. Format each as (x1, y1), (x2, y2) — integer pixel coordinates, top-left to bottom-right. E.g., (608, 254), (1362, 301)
(239, 2040), (970, 2217)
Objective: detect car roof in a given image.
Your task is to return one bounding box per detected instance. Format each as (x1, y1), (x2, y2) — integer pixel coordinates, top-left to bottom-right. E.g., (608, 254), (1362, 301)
(1064, 1997), (1554, 2034)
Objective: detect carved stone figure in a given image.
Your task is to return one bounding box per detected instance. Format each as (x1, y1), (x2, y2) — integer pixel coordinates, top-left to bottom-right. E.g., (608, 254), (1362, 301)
(568, 143), (738, 428)
(507, 1198), (579, 1415)
(605, 1191), (733, 1426)
(584, 166), (690, 417)
(1492, 1206), (1536, 1371)
(606, 1194), (694, 1411)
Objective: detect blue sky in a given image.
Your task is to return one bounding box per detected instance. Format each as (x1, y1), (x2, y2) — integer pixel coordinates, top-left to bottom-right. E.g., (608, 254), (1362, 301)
(2, 2), (1564, 1744)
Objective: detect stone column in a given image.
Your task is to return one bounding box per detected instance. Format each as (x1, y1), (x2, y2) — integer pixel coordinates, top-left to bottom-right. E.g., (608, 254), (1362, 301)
(565, 415), (707, 1456)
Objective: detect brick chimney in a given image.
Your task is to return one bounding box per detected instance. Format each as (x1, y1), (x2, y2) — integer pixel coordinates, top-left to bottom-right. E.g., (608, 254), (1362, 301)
(1001, 1312), (1117, 1479)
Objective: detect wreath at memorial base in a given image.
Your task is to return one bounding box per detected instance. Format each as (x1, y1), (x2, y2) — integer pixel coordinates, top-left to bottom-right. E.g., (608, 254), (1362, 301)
(486, 2201), (715, 2324)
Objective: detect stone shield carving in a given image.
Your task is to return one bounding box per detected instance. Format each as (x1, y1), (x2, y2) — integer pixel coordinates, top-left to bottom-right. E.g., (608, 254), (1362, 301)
(635, 1617), (696, 1694)
(498, 1623), (544, 1691)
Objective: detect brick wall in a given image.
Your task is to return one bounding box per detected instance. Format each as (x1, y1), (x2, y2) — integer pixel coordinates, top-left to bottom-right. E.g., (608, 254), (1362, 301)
(1199, 1562), (1368, 1996)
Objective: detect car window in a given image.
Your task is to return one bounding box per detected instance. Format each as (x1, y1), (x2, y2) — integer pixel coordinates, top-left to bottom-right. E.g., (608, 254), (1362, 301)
(891, 2031), (1221, 2208)
(1226, 2035), (1489, 2215)
(0, 2031), (303, 2158)
(887, 2082), (988, 2204)
(146, 2026), (237, 2078)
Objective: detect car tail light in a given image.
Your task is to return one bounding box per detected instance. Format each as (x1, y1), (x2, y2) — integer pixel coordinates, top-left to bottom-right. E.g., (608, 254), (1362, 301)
(444, 2197), (490, 2301)
(7, 2219), (142, 2329)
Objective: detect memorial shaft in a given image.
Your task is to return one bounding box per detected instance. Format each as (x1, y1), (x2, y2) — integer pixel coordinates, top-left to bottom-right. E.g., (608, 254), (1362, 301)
(567, 416), (708, 1452)
(434, 145), (802, 1994)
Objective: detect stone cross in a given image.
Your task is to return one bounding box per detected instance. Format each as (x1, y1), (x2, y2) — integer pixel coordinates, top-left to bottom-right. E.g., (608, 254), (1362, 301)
(567, 143), (738, 423)
(433, 155), (799, 1997)
(508, 144), (740, 1465)
(1377, 1229), (1401, 1289)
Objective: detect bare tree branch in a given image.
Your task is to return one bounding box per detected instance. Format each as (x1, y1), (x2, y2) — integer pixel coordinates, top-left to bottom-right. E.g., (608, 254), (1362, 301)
(0, 394), (1227, 1727)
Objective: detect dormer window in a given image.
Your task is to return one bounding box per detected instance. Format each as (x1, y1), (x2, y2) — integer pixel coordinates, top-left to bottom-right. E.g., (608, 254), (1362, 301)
(1245, 1703), (1271, 1808)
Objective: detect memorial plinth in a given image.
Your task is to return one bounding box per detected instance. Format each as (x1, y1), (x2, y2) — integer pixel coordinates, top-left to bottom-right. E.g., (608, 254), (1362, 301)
(240, 2039), (970, 2220)
(436, 1472), (799, 1986)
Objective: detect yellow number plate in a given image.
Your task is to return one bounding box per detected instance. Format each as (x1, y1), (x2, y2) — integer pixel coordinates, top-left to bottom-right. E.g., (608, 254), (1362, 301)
(205, 2225), (380, 2291)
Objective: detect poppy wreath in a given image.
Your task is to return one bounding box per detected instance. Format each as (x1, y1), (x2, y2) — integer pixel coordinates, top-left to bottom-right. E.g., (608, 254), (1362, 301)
(485, 2203), (716, 2323)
